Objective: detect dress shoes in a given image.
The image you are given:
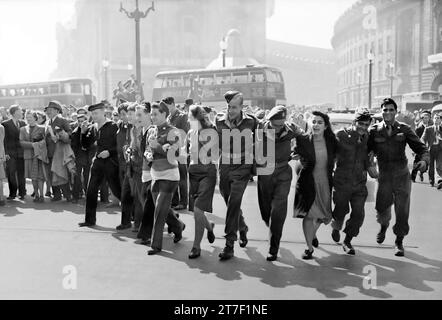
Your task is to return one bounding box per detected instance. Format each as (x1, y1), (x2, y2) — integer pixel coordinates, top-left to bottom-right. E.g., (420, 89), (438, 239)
(219, 246), (234, 260)
(239, 230), (248, 248)
(207, 223), (215, 244)
(116, 223), (132, 231)
(266, 253), (278, 262)
(331, 229), (341, 243)
(140, 239), (151, 246)
(147, 248), (162, 255)
(7, 196), (16, 201)
(188, 248), (201, 259)
(342, 241), (355, 255)
(78, 222), (95, 227)
(394, 238), (405, 257)
(302, 249), (314, 260)
(376, 225), (388, 244)
(173, 223), (185, 243)
(51, 196), (62, 202)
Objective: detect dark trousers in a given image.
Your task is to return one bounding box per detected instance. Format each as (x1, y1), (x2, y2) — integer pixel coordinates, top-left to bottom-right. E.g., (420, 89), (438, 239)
(375, 167), (411, 238)
(428, 147), (440, 184)
(121, 172), (144, 226)
(257, 165), (292, 255)
(84, 158), (122, 224)
(151, 180), (185, 250)
(172, 163), (188, 207)
(219, 165), (251, 247)
(332, 182), (368, 238)
(72, 161), (90, 200)
(6, 156), (26, 197)
(137, 181), (155, 240)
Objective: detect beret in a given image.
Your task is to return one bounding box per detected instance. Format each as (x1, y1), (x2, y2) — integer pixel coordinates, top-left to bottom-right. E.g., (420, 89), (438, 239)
(224, 90), (241, 104)
(88, 102), (105, 112)
(267, 105), (287, 120)
(354, 110), (372, 122)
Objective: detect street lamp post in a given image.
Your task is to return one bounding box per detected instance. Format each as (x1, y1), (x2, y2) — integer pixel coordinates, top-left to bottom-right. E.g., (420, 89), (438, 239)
(388, 61), (395, 97)
(219, 37), (228, 68)
(120, 0), (155, 99)
(357, 72), (361, 108)
(367, 51), (374, 110)
(102, 59), (110, 100)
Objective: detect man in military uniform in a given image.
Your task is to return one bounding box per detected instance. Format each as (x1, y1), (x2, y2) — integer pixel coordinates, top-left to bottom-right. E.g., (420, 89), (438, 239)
(216, 91), (259, 260)
(257, 106), (303, 261)
(411, 110), (431, 183)
(162, 97), (190, 211)
(368, 98), (429, 257)
(331, 110), (373, 255)
(79, 102), (122, 227)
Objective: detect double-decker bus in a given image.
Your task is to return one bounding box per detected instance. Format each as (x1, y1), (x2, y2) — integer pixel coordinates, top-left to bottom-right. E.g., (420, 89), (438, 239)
(152, 65), (286, 110)
(0, 78), (96, 111)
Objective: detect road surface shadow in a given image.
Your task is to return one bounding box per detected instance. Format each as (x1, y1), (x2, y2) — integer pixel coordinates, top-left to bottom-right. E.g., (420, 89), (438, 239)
(156, 239), (441, 299)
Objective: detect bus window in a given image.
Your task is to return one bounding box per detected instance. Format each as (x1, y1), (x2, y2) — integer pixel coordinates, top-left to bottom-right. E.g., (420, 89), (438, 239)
(49, 84), (59, 94)
(199, 74), (215, 86)
(422, 92), (439, 101)
(84, 84), (91, 95)
(154, 77), (165, 88)
(250, 71), (265, 83)
(70, 83), (83, 94)
(215, 73), (231, 85)
(266, 70), (282, 83)
(169, 76), (183, 87)
(9, 89), (16, 97)
(232, 72), (248, 83)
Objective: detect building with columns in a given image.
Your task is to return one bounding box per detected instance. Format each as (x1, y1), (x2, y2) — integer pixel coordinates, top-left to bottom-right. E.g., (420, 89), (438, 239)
(332, 0), (442, 109)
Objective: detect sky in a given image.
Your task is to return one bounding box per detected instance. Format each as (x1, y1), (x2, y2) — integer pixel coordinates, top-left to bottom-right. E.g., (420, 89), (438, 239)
(0, 0), (357, 84)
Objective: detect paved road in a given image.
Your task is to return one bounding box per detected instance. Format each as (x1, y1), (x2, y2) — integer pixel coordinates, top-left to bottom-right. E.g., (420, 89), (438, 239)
(0, 178), (441, 300)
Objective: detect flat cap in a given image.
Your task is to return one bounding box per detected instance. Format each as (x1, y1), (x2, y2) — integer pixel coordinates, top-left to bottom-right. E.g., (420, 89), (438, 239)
(88, 102), (105, 112)
(267, 105), (287, 121)
(354, 110), (372, 122)
(185, 98), (194, 105)
(224, 90), (241, 104)
(45, 101), (63, 113)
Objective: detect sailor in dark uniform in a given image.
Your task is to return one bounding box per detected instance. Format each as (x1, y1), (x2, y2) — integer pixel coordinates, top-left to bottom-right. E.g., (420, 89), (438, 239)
(79, 102), (122, 227)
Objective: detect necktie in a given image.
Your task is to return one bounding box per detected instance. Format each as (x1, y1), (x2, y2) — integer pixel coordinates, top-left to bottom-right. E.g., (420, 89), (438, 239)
(386, 125), (392, 137)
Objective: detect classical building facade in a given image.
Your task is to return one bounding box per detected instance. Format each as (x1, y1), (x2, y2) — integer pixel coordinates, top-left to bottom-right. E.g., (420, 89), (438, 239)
(52, 0), (273, 101)
(332, 0), (442, 109)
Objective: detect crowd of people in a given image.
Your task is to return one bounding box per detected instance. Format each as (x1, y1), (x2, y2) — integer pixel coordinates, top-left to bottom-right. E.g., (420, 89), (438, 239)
(0, 91), (439, 262)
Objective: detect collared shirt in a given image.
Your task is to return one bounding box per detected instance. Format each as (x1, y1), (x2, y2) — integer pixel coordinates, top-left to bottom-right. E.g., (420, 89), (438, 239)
(368, 120), (429, 171)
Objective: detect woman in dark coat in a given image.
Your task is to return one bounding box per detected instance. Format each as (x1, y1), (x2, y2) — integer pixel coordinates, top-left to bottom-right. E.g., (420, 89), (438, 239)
(293, 111), (337, 259)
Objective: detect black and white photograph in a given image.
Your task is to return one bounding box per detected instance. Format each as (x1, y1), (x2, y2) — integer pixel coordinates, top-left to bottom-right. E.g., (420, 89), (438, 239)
(0, 0), (441, 307)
